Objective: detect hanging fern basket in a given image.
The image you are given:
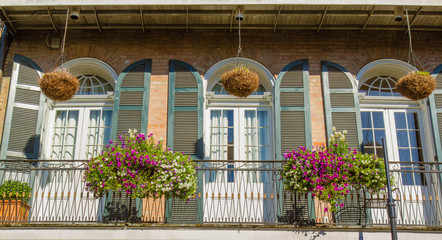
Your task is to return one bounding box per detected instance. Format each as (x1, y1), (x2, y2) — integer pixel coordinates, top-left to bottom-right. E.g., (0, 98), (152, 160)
(39, 67), (79, 101)
(396, 71), (437, 100)
(221, 66), (259, 97)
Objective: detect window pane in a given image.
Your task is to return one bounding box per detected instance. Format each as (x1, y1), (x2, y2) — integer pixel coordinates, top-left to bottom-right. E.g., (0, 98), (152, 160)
(407, 112), (418, 129)
(363, 130), (374, 146)
(361, 112), (371, 128)
(372, 112), (384, 128)
(374, 130), (386, 147)
(394, 112), (406, 129)
(396, 131), (409, 147)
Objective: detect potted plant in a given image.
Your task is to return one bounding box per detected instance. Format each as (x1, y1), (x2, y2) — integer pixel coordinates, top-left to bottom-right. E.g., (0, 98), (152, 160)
(220, 66), (260, 97)
(0, 180), (32, 223)
(282, 128), (387, 215)
(39, 67), (79, 101)
(396, 71), (437, 100)
(84, 129), (198, 201)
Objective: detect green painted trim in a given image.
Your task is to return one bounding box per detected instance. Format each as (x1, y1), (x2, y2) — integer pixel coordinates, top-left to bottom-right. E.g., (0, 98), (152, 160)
(119, 87), (145, 92)
(280, 106), (305, 111)
(167, 60), (204, 222)
(119, 106), (143, 110)
(302, 60), (312, 150)
(275, 59), (309, 161)
(141, 61), (152, 134)
(329, 89), (354, 93)
(279, 88), (304, 93)
(322, 61), (362, 149)
(175, 88), (199, 93)
(1, 55), (43, 160)
(430, 65), (442, 163)
(331, 108), (357, 112)
(321, 62), (333, 145)
(111, 59), (151, 140)
(175, 106), (199, 111)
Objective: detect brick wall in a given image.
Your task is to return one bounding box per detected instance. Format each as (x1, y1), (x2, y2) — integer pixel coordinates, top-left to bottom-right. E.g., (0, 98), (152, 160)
(1, 29), (441, 148)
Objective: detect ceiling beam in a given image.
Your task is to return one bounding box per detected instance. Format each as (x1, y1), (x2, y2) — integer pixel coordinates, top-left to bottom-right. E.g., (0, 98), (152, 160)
(140, 6), (144, 32)
(93, 6), (101, 33)
(18, 23), (442, 31)
(273, 5), (282, 33)
(46, 7), (58, 33)
(361, 6), (376, 33)
(7, 9), (441, 18)
(0, 8), (17, 35)
(317, 5), (328, 32)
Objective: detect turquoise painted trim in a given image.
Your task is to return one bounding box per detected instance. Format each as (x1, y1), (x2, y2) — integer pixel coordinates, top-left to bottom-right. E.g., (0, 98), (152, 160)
(167, 60), (204, 223)
(141, 62), (151, 134)
(429, 65), (442, 163)
(274, 59), (313, 221)
(111, 59), (151, 140)
(331, 108), (357, 112)
(119, 87), (145, 92)
(175, 106), (199, 111)
(322, 61), (362, 149)
(175, 88), (198, 93)
(0, 55), (43, 160)
(274, 59), (309, 160)
(280, 106), (305, 111)
(279, 88), (304, 93)
(119, 106), (143, 110)
(329, 89), (354, 93)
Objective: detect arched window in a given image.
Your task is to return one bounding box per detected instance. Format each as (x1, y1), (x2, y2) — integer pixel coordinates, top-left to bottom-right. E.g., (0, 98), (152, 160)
(357, 59), (431, 187)
(43, 58), (117, 160)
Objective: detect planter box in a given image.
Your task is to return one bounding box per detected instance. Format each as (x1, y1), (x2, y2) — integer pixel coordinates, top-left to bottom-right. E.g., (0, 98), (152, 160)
(0, 200), (30, 223)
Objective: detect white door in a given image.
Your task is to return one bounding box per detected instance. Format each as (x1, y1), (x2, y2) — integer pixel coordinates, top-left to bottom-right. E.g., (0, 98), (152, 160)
(361, 109), (436, 225)
(204, 107), (275, 223)
(31, 107), (112, 222)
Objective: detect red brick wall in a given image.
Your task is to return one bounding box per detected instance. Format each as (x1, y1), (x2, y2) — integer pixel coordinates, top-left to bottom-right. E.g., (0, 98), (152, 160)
(1, 30), (441, 147)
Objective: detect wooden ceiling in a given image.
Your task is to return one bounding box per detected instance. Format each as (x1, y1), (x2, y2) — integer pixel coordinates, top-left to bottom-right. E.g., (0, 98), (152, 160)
(1, 5), (441, 35)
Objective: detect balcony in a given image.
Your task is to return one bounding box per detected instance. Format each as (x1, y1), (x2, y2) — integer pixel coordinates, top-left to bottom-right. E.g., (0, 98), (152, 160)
(0, 160), (441, 228)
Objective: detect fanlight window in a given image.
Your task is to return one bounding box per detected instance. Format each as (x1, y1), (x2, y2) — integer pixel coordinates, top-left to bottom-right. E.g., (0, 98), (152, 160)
(212, 82), (266, 95)
(77, 74), (113, 95)
(359, 76), (401, 97)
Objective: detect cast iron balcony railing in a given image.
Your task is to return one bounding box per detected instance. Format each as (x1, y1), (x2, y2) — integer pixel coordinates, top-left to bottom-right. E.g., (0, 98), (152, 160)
(0, 160), (440, 227)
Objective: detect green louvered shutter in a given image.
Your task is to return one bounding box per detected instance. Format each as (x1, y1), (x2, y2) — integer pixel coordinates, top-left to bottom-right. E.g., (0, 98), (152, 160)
(429, 65), (442, 163)
(322, 61), (362, 149)
(166, 60), (203, 223)
(322, 61), (367, 223)
(106, 59), (151, 223)
(275, 60), (314, 224)
(111, 59), (151, 138)
(0, 55), (45, 164)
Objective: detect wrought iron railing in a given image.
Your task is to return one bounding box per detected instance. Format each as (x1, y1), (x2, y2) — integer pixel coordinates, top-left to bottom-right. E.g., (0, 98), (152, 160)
(0, 160), (440, 227)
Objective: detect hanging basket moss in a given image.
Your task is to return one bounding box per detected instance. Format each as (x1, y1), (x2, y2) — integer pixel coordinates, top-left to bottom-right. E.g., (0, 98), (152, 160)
(396, 71), (437, 100)
(221, 66), (259, 97)
(39, 67), (79, 101)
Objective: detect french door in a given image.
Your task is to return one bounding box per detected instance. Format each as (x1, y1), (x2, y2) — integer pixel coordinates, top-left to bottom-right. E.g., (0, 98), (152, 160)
(204, 107), (275, 223)
(361, 108), (437, 225)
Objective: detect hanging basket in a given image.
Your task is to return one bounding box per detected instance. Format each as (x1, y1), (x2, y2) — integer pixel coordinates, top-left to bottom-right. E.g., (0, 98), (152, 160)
(39, 67), (79, 101)
(221, 66), (259, 97)
(396, 71), (437, 100)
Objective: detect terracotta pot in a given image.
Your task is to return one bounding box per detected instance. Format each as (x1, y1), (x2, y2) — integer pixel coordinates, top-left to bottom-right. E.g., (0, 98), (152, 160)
(0, 200), (30, 223)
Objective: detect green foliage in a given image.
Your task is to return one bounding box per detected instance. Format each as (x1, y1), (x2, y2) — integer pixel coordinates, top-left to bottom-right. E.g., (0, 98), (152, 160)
(84, 129), (198, 200)
(0, 180), (32, 201)
(416, 71), (430, 76)
(282, 128), (387, 212)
